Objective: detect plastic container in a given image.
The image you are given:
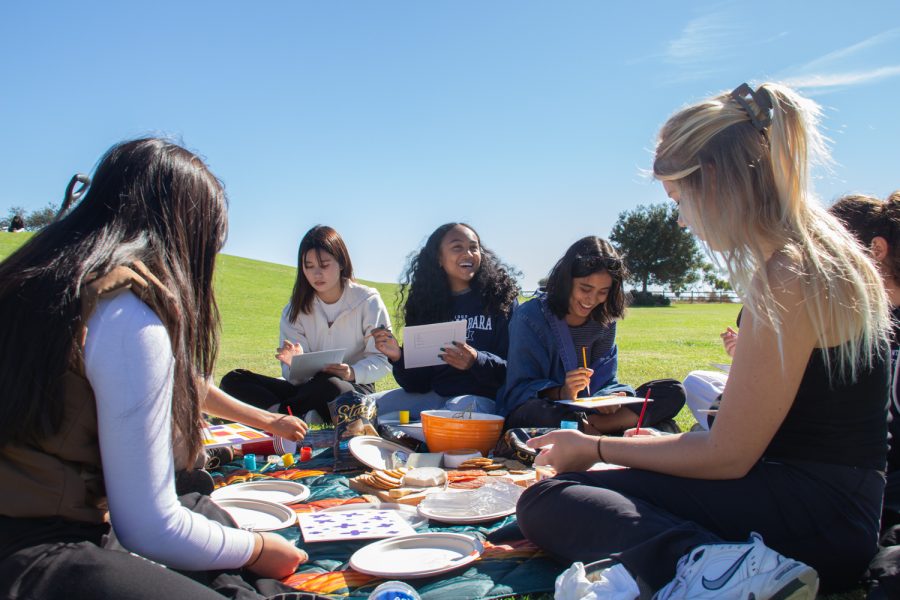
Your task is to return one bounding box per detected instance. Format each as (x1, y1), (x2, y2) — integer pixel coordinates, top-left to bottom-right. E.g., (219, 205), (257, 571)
(243, 453), (257, 471)
(420, 410), (504, 456)
(367, 580), (421, 600)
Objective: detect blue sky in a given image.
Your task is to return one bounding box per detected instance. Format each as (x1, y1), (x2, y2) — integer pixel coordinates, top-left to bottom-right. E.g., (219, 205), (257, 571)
(2, 2), (899, 290)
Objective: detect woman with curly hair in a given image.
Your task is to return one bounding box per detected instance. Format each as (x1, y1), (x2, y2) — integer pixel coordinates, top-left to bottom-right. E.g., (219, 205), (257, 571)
(498, 236), (685, 433)
(370, 222), (519, 418)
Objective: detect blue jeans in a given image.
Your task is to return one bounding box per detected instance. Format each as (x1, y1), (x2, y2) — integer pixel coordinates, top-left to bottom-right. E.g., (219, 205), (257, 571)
(369, 388), (496, 420)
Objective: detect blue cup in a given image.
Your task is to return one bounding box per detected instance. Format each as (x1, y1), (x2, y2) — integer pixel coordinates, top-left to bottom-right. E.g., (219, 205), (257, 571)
(367, 581), (421, 600)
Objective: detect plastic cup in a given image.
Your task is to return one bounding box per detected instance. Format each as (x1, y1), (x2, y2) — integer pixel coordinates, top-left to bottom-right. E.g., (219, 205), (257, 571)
(368, 580), (421, 600)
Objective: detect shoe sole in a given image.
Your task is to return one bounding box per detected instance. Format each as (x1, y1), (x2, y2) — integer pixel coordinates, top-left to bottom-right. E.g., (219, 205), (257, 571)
(766, 566), (819, 600)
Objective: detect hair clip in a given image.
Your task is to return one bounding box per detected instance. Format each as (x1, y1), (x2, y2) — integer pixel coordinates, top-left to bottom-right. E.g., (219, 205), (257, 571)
(55, 173), (91, 221)
(730, 83), (772, 132)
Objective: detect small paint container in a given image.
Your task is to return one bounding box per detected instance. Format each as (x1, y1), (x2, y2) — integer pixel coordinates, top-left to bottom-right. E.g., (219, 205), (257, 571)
(299, 446), (312, 462)
(282, 453), (295, 467)
(242, 453), (257, 471)
(398, 410), (410, 425)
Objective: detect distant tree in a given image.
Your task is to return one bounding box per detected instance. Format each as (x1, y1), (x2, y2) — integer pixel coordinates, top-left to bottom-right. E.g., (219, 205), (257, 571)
(702, 263), (732, 292)
(24, 204), (57, 231)
(610, 203), (704, 293)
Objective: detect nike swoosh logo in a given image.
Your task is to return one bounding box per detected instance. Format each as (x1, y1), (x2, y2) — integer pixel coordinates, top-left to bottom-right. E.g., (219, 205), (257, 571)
(701, 547), (753, 590)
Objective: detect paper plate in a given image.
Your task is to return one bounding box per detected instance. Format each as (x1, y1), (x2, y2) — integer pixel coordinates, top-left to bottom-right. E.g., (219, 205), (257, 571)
(417, 503), (516, 525)
(320, 502), (427, 529)
(211, 480), (311, 505)
(349, 532), (483, 578)
(348, 435), (412, 470)
(215, 498), (297, 531)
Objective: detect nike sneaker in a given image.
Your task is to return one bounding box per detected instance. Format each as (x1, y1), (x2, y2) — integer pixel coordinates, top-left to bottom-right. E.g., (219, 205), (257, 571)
(654, 532), (819, 600)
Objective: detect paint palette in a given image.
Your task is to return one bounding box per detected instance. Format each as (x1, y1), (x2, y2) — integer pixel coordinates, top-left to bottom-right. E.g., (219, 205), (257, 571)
(202, 422), (272, 448)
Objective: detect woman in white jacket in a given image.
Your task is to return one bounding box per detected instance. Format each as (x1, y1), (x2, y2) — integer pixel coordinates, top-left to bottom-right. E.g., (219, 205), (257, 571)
(221, 225), (391, 423)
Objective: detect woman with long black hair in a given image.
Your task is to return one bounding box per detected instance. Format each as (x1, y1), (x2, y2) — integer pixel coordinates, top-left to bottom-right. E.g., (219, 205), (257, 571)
(0, 139), (306, 599)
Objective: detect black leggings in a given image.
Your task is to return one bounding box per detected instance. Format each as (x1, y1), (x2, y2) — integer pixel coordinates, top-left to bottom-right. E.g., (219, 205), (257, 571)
(516, 459), (884, 593)
(220, 370), (373, 424)
(0, 494), (317, 600)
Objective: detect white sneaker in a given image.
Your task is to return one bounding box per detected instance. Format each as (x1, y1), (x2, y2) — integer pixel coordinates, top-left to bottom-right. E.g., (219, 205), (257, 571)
(654, 532), (818, 600)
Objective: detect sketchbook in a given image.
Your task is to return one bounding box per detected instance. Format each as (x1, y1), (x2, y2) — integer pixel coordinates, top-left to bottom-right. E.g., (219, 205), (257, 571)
(555, 396), (654, 409)
(288, 348), (346, 384)
(401, 320), (468, 369)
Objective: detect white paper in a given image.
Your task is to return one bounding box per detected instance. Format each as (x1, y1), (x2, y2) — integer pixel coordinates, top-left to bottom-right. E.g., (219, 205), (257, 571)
(298, 509), (416, 542)
(402, 320), (468, 369)
(288, 348), (346, 384)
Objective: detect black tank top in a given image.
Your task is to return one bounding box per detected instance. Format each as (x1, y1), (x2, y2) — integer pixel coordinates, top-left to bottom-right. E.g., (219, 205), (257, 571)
(764, 345), (889, 471)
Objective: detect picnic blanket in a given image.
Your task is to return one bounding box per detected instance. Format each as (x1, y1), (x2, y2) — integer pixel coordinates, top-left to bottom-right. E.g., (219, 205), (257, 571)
(210, 429), (561, 599)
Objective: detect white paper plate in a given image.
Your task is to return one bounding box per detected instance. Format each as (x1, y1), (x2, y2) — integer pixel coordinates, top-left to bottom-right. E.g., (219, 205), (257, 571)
(215, 498), (297, 531)
(211, 480), (311, 505)
(555, 396), (653, 409)
(417, 503), (516, 525)
(320, 502), (428, 529)
(348, 435), (412, 470)
(349, 532), (483, 578)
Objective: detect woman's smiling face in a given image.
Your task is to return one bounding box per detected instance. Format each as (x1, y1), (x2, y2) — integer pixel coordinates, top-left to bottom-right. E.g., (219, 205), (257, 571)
(438, 225), (482, 292)
(566, 271), (612, 325)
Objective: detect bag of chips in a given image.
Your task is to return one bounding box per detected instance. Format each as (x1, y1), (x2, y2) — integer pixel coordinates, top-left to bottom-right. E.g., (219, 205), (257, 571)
(328, 391), (379, 472)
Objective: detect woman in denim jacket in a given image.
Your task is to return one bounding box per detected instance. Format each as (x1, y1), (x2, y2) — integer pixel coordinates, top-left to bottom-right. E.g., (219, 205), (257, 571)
(498, 236), (684, 434)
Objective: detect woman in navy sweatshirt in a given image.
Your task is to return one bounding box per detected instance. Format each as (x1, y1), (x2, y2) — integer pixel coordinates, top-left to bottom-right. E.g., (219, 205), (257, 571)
(370, 223), (519, 419)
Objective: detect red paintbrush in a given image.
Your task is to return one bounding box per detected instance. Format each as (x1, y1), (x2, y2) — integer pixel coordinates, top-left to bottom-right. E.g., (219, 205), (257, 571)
(635, 387), (651, 435)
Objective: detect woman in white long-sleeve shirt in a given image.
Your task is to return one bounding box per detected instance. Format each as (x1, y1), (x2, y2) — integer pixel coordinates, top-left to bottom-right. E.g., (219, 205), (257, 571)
(0, 139), (305, 599)
(221, 225), (391, 424)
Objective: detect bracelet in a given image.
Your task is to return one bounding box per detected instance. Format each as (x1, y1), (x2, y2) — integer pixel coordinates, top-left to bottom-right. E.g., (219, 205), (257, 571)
(245, 532), (265, 568)
(596, 436), (606, 463)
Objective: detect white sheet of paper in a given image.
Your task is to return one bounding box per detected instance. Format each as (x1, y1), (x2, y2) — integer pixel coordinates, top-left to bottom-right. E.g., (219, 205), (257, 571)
(298, 509), (416, 543)
(402, 320), (468, 369)
(288, 348), (346, 384)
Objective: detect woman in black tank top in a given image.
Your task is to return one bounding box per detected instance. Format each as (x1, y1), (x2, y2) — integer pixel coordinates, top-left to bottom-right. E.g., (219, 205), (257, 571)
(516, 83), (891, 597)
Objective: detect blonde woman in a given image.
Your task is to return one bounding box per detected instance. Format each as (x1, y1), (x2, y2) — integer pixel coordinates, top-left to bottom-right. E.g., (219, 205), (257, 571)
(517, 83), (891, 599)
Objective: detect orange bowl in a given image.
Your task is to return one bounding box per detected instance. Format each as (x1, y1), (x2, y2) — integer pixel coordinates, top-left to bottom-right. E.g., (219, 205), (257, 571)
(421, 410), (505, 456)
